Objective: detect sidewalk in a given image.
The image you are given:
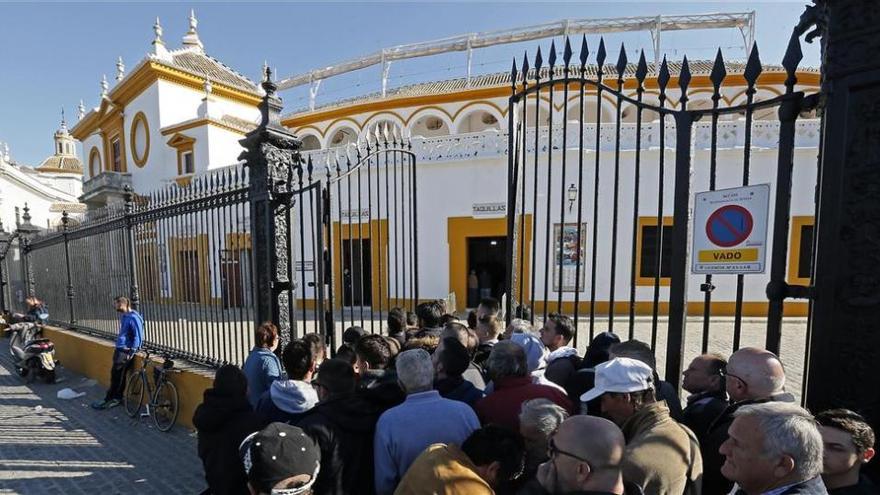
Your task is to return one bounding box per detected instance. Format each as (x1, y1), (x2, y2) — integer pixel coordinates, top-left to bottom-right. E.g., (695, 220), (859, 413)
(0, 337), (206, 494)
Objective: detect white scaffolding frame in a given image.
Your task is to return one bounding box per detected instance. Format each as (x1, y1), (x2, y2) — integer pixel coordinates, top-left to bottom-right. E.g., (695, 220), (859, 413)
(278, 12), (756, 110)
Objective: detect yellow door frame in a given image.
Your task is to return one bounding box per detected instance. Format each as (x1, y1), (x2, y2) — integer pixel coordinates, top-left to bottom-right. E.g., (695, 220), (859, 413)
(331, 220), (389, 310)
(447, 215), (532, 311)
(169, 234), (210, 304)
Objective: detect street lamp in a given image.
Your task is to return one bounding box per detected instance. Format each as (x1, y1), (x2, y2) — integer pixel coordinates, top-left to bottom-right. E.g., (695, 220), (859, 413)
(567, 183), (578, 212)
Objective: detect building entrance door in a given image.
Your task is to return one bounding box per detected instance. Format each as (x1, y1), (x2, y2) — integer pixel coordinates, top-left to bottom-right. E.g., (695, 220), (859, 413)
(467, 236), (507, 307)
(342, 238), (372, 307)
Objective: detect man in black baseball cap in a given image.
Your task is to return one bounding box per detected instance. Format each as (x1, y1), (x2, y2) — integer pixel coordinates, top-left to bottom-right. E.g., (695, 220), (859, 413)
(239, 422), (321, 495)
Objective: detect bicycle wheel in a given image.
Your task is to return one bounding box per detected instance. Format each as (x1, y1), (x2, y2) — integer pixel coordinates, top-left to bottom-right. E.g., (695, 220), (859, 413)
(124, 373), (146, 418)
(152, 379), (179, 432)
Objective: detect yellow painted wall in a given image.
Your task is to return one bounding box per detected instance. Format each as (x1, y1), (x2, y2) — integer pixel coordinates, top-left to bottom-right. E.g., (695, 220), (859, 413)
(42, 327), (213, 430)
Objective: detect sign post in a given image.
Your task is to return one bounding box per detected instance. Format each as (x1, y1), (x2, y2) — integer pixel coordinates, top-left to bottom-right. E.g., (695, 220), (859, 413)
(692, 184), (770, 274)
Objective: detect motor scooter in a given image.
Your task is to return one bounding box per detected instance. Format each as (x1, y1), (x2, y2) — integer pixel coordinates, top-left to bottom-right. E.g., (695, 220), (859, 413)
(2, 312), (57, 384)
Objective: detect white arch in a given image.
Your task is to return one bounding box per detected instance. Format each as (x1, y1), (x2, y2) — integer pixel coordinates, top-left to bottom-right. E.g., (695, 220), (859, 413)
(325, 124), (360, 148)
(454, 104), (504, 133)
(360, 114), (405, 141)
(565, 99), (615, 124)
(521, 99), (553, 128)
(295, 128), (323, 149)
(407, 108), (454, 138)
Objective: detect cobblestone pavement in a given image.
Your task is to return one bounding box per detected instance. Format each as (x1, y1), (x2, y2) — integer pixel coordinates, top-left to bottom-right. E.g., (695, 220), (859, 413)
(0, 338), (206, 494)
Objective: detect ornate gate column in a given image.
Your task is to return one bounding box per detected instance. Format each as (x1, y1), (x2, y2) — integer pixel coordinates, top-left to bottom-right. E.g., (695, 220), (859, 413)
(240, 66), (301, 345)
(805, 0), (880, 480)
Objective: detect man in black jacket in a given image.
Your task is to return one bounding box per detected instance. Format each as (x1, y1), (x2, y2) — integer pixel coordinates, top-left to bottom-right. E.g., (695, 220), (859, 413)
(703, 347), (794, 495)
(816, 409), (878, 495)
(354, 334), (405, 412)
(298, 359), (383, 495)
(681, 353), (729, 440)
(193, 364), (265, 495)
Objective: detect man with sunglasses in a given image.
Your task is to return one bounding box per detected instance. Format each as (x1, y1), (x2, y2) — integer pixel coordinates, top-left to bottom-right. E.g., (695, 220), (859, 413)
(528, 415), (642, 495)
(702, 347), (796, 495)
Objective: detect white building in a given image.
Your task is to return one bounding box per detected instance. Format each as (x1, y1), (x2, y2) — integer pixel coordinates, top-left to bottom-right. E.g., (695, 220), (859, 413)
(71, 12), (261, 209)
(66, 13), (821, 318)
(0, 114), (85, 231)
(282, 61), (821, 318)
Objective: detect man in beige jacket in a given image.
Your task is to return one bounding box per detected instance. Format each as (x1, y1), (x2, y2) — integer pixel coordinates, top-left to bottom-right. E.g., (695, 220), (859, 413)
(394, 425), (525, 495)
(581, 357), (702, 494)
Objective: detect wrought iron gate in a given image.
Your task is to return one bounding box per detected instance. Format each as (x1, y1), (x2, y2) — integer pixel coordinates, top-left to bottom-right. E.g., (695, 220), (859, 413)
(505, 27), (820, 388)
(283, 129), (419, 352)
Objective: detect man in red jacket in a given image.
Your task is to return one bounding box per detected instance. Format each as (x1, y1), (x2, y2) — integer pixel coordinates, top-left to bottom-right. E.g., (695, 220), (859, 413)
(475, 341), (574, 431)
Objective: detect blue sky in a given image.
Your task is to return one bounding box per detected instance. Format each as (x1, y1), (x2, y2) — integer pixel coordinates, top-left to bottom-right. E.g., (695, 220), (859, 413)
(0, 1), (820, 167)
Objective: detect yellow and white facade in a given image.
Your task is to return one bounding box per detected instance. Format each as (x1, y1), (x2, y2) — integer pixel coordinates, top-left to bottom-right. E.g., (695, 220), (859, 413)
(71, 12), (261, 208)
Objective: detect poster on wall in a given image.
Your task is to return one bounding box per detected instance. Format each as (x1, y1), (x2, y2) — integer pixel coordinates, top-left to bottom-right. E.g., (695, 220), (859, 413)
(552, 223), (587, 292)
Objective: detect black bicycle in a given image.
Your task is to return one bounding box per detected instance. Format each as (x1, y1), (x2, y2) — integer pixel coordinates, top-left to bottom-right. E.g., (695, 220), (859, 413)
(123, 350), (180, 432)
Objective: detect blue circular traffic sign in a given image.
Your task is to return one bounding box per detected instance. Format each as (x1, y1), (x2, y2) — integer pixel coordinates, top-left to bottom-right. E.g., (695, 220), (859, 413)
(706, 205), (753, 247)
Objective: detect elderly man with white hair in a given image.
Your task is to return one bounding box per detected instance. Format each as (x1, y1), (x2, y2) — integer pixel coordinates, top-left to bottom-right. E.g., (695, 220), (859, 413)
(720, 401), (827, 494)
(519, 398), (570, 483)
(373, 348), (480, 495)
(703, 347), (796, 495)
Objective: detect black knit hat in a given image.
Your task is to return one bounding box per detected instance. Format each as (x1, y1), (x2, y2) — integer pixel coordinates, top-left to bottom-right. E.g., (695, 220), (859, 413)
(239, 423), (320, 494)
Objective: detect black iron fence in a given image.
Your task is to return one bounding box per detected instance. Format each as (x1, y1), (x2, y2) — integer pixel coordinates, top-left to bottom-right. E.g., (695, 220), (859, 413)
(9, 168), (255, 367)
(505, 27), (820, 389)
(1, 70), (419, 367)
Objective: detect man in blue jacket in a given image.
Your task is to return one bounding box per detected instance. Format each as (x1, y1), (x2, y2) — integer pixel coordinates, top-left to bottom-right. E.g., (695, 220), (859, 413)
(92, 296), (144, 410)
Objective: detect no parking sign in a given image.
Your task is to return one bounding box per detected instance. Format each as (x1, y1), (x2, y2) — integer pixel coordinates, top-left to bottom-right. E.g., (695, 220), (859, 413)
(692, 184), (770, 274)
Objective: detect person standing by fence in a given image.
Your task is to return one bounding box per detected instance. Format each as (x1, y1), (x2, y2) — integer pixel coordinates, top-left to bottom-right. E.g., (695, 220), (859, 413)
(243, 322), (284, 408)
(91, 296), (144, 410)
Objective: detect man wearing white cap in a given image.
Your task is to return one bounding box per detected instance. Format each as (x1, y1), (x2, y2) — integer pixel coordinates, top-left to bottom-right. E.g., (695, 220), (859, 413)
(581, 357), (703, 495)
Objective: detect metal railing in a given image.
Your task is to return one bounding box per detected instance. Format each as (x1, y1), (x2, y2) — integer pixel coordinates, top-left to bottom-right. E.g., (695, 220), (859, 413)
(14, 165), (255, 367)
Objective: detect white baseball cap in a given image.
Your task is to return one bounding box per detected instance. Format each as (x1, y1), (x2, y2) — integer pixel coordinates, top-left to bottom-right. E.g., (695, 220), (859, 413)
(580, 357), (654, 402)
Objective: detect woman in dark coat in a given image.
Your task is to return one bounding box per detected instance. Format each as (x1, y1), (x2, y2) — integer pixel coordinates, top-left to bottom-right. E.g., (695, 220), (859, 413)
(193, 364), (266, 495)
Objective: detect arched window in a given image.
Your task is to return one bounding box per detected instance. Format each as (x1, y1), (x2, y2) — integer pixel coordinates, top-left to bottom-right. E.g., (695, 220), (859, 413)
(328, 127), (357, 147)
(300, 134), (321, 151)
(89, 147), (102, 177)
(457, 110), (501, 133)
(409, 115), (450, 138)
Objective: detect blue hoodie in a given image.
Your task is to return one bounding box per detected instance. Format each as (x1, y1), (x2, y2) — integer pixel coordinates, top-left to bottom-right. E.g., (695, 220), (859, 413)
(115, 310), (144, 351)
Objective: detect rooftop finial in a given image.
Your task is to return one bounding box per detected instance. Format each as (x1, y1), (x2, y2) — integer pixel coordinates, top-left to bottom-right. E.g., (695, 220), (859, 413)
(152, 17), (171, 60)
(60, 107), (67, 131)
(77, 99), (85, 120)
(153, 16), (163, 43)
(203, 73), (212, 96)
(101, 74), (109, 97)
(182, 9), (204, 52)
(263, 61), (271, 83)
(116, 56), (125, 81)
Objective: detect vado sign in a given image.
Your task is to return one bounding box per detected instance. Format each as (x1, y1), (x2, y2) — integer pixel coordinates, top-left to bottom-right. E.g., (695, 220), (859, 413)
(692, 184), (770, 274)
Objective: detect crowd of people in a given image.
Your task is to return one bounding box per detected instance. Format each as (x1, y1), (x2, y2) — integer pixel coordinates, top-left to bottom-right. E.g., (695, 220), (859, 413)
(192, 298), (878, 495)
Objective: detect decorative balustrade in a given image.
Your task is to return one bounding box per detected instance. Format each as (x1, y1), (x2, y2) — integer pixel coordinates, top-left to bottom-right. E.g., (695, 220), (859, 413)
(301, 119), (822, 166)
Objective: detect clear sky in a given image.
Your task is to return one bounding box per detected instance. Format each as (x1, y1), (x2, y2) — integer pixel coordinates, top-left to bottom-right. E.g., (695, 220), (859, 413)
(0, 1), (820, 167)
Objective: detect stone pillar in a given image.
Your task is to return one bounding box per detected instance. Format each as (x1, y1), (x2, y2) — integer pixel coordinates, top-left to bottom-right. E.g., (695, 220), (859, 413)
(804, 0), (880, 481)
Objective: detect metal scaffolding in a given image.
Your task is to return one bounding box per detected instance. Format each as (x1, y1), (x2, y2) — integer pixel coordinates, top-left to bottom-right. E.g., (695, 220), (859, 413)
(277, 12), (756, 110)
